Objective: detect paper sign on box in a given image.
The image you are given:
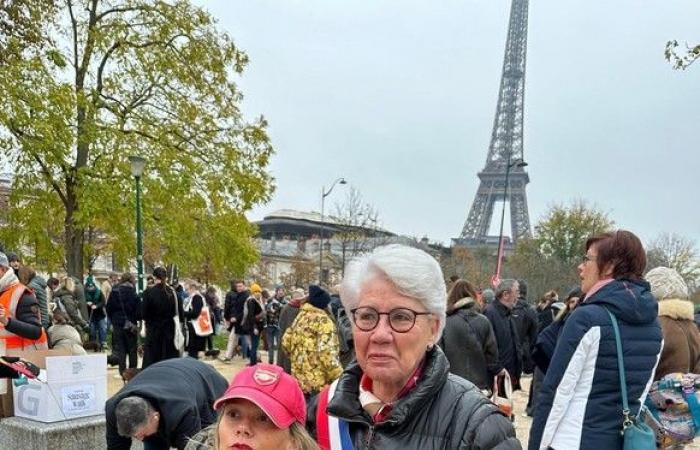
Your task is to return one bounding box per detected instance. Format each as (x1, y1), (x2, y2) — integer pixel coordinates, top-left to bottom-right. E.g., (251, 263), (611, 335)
(13, 354), (107, 423)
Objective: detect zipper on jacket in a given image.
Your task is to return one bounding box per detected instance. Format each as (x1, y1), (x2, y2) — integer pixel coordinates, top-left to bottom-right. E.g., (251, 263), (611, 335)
(364, 424), (376, 449)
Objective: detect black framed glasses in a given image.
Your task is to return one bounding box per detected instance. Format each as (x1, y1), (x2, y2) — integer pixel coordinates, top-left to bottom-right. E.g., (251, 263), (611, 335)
(581, 254), (597, 263)
(350, 306), (433, 333)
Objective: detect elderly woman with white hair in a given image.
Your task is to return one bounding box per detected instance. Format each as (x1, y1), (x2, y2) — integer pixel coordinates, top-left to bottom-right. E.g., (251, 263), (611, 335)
(646, 266), (700, 379)
(309, 244), (520, 450)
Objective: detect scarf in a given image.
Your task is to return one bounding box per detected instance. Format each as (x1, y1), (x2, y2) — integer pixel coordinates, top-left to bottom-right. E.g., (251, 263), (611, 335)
(0, 268), (19, 293)
(584, 278), (614, 301)
(359, 358), (425, 423)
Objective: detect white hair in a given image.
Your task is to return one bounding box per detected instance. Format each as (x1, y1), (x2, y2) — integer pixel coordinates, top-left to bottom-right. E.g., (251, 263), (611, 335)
(646, 266), (689, 300)
(341, 244), (447, 340)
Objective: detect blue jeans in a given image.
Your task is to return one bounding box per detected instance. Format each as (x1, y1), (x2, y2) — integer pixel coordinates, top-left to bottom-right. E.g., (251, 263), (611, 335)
(239, 334), (250, 359)
(266, 327), (280, 364)
(248, 333), (260, 365)
(89, 318), (108, 348)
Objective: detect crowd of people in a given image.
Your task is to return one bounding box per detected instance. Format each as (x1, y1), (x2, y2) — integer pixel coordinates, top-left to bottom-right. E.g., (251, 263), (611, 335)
(2, 228), (700, 450)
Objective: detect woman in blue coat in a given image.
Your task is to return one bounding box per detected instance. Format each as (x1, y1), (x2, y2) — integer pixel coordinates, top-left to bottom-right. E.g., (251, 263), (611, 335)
(529, 230), (663, 450)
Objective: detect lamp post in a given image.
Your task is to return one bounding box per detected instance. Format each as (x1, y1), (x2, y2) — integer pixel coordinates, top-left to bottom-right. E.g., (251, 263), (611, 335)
(129, 155), (146, 294)
(493, 156), (527, 287)
(319, 177), (347, 284)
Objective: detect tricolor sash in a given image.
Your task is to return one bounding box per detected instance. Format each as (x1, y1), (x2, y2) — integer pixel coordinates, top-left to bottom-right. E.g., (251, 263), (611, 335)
(316, 379), (355, 450)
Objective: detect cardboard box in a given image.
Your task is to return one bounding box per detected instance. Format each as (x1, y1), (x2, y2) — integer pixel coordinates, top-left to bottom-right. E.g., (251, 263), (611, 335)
(12, 354), (107, 423)
(0, 348), (72, 418)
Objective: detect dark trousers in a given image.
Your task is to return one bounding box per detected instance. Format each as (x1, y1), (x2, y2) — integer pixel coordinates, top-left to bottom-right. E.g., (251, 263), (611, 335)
(249, 333), (260, 365)
(187, 334), (206, 359)
(112, 326), (138, 375)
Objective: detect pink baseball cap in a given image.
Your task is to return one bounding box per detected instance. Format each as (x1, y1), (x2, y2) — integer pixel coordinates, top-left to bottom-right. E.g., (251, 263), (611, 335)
(213, 363), (306, 428)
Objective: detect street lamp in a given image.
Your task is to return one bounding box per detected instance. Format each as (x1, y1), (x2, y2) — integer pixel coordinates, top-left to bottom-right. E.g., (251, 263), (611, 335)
(129, 155), (146, 294)
(493, 156), (527, 286)
(319, 177), (347, 284)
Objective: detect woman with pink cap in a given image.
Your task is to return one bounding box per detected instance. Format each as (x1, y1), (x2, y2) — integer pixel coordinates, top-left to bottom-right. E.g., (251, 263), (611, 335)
(185, 363), (318, 450)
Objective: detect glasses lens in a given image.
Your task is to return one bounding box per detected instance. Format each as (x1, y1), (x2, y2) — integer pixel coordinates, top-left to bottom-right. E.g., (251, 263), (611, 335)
(389, 308), (416, 332)
(354, 307), (378, 331)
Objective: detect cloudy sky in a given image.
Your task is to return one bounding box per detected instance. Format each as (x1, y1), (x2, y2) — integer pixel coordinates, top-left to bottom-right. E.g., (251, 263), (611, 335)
(196, 0), (700, 247)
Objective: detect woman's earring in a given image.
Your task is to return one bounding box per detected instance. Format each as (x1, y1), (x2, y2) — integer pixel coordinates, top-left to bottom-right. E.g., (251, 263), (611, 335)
(427, 343), (434, 351)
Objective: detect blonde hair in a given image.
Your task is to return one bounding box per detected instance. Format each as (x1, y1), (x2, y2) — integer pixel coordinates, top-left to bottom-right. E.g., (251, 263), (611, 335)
(289, 423), (320, 450)
(212, 411), (318, 450)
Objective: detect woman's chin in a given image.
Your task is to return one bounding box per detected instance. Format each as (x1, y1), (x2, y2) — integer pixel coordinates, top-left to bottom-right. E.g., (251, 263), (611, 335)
(364, 362), (399, 380)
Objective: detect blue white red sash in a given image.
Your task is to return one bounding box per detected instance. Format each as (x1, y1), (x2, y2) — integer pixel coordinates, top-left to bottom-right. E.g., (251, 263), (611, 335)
(316, 379), (354, 450)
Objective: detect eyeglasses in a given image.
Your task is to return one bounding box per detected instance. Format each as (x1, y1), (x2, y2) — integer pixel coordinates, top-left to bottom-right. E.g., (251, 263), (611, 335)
(581, 254), (597, 263)
(350, 306), (432, 333)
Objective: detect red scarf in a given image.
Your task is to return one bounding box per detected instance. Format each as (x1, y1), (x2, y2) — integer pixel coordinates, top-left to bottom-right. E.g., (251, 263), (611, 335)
(359, 358), (425, 423)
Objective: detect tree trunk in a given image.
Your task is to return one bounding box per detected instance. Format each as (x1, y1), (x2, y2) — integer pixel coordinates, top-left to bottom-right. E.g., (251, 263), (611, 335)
(64, 195), (84, 279)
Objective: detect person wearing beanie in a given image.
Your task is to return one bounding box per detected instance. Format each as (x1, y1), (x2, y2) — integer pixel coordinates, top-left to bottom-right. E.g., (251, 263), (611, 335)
(307, 284), (331, 310)
(282, 285), (342, 395)
(277, 288), (306, 374)
(6, 252), (20, 275)
(241, 282), (265, 366)
(84, 275), (108, 351)
(647, 266), (700, 379)
(0, 252), (49, 397)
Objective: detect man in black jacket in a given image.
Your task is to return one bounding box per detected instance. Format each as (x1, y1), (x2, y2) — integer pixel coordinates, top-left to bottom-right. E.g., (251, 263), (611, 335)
(105, 273), (140, 378)
(484, 279), (523, 390)
(105, 358), (228, 450)
(512, 279), (538, 375)
(220, 280), (250, 362)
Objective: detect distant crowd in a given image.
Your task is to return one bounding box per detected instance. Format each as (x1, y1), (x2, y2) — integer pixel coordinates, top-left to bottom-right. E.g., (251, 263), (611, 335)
(1, 229), (699, 450)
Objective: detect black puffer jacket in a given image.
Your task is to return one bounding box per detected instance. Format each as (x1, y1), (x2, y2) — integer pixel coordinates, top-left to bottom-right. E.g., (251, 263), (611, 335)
(440, 297), (500, 390)
(310, 346), (521, 450)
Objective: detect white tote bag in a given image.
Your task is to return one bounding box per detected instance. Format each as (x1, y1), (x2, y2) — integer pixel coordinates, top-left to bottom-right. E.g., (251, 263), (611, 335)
(491, 372), (514, 420)
(192, 304), (214, 337)
(171, 287), (185, 352)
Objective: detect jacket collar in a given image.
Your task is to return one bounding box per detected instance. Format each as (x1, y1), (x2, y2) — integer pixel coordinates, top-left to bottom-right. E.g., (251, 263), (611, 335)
(493, 298), (512, 316)
(448, 297), (477, 314)
(327, 346), (449, 426)
(658, 298), (695, 320)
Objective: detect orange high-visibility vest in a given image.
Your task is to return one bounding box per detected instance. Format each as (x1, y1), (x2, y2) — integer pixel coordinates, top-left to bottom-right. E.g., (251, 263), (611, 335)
(0, 283), (48, 350)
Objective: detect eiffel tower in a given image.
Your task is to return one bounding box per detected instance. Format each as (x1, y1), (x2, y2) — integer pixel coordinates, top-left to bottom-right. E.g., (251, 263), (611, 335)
(454, 0), (531, 250)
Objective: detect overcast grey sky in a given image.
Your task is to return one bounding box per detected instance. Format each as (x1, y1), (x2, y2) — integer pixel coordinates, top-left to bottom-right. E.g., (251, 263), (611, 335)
(196, 0), (700, 247)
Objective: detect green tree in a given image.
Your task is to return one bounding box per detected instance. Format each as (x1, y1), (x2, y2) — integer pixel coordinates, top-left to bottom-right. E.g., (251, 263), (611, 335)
(279, 256), (316, 289)
(665, 40), (700, 70)
(441, 246), (494, 290)
(507, 201), (614, 298)
(532, 201), (614, 266)
(0, 0), (55, 63)
(646, 232), (700, 293)
(0, 0), (274, 279)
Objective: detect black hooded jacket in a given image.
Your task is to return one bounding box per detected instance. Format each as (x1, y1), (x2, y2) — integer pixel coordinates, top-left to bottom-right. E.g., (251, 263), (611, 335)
(105, 358), (228, 450)
(308, 346), (521, 450)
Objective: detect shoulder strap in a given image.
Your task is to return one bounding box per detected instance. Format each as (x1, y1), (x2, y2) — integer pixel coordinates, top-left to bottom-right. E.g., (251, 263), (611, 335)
(169, 287), (179, 318)
(458, 311), (484, 352)
(605, 307), (633, 425)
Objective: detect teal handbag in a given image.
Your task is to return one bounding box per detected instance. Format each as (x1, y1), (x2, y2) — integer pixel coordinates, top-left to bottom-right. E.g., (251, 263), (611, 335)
(605, 308), (657, 450)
